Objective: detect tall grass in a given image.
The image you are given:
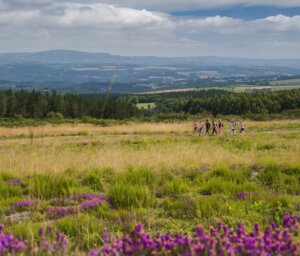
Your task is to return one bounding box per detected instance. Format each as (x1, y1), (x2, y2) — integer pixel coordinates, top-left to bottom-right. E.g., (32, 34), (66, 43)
(109, 183), (154, 209)
(0, 120), (299, 175)
(28, 174), (78, 199)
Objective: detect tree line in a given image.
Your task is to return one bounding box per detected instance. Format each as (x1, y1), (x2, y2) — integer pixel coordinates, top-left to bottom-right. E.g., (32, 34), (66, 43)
(139, 90), (300, 116)
(0, 89), (299, 119)
(0, 90), (137, 119)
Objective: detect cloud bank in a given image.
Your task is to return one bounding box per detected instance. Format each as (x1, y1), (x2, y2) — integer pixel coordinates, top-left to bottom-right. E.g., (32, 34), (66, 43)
(0, 1), (300, 58)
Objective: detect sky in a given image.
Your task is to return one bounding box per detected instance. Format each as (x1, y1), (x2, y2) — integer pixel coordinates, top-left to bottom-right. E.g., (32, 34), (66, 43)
(0, 0), (300, 58)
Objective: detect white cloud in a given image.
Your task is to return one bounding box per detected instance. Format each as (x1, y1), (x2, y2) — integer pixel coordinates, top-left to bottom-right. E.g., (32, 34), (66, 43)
(253, 15), (300, 33)
(3, 0), (300, 11)
(105, 0), (300, 11)
(0, 2), (300, 57)
(177, 16), (242, 34)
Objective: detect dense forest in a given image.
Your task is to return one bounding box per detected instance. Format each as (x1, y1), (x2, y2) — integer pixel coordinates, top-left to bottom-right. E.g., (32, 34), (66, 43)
(144, 90), (300, 116)
(0, 90), (137, 119)
(0, 89), (299, 119)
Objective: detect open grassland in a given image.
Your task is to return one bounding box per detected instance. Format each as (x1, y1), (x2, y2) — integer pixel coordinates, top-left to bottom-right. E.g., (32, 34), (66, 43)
(233, 85), (300, 92)
(0, 120), (299, 175)
(0, 120), (299, 254)
(270, 79), (300, 86)
(195, 85), (300, 93)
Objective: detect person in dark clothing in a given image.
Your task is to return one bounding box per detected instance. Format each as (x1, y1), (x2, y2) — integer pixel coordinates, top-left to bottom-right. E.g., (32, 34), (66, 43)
(205, 119), (211, 136)
(212, 121), (218, 135)
(218, 119), (223, 135)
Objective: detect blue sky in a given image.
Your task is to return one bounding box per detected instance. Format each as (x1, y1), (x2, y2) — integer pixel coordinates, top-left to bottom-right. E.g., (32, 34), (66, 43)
(0, 1), (300, 58)
(172, 6), (300, 19)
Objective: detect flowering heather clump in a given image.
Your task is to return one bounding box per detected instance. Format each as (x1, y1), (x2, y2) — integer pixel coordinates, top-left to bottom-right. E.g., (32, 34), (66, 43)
(0, 213), (299, 255)
(90, 213), (300, 256)
(35, 227), (68, 254)
(47, 194), (108, 218)
(12, 199), (38, 209)
(0, 224), (68, 255)
(0, 224), (28, 254)
(50, 198), (74, 207)
(70, 193), (103, 201)
(236, 192), (246, 200)
(7, 178), (22, 186)
(79, 195), (108, 211)
(45, 207), (78, 219)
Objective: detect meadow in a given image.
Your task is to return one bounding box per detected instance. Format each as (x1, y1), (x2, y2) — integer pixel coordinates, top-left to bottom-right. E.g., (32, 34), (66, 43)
(0, 119), (299, 254)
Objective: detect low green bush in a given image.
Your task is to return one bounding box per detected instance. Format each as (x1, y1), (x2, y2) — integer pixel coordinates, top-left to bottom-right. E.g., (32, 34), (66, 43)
(57, 214), (105, 250)
(0, 181), (24, 199)
(82, 169), (104, 192)
(199, 177), (260, 195)
(163, 196), (198, 219)
(121, 167), (157, 189)
(109, 183), (155, 209)
(157, 179), (189, 198)
(28, 174), (78, 199)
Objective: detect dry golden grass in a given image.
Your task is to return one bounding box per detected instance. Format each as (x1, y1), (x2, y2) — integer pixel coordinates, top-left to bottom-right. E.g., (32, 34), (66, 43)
(0, 120), (299, 176)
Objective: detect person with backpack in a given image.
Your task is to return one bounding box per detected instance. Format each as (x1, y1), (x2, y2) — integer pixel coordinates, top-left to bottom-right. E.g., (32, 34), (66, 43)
(205, 119), (211, 136)
(218, 119), (223, 135)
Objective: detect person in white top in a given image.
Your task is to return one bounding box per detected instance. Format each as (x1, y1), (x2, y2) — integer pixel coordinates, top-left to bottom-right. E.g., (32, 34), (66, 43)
(231, 122), (236, 134)
(240, 122), (245, 134)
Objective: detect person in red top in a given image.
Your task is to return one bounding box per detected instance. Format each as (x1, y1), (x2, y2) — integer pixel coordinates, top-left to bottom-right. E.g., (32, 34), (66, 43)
(193, 120), (198, 134)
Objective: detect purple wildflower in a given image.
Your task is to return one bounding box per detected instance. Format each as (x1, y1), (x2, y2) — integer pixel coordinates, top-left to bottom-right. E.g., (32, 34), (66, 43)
(0, 224), (68, 255)
(236, 192), (246, 201)
(89, 213), (300, 256)
(7, 178), (22, 186)
(45, 207), (78, 219)
(12, 199), (38, 209)
(47, 194), (108, 218)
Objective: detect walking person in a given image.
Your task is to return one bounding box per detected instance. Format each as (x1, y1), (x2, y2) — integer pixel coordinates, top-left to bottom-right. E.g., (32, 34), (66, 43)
(205, 119), (211, 136)
(240, 121), (245, 134)
(212, 121), (218, 135)
(218, 119), (223, 135)
(193, 120), (198, 134)
(199, 121), (204, 136)
(231, 122), (237, 135)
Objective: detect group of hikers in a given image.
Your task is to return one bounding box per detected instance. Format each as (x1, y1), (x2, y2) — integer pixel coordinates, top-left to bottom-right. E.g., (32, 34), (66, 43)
(193, 119), (245, 136)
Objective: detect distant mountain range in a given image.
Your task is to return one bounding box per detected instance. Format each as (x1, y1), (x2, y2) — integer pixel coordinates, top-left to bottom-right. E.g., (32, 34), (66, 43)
(0, 50), (300, 93)
(1, 50), (300, 68)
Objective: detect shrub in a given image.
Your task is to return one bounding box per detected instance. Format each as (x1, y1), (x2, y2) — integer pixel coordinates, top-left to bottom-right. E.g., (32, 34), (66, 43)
(257, 166), (284, 190)
(157, 179), (189, 198)
(28, 174), (78, 199)
(163, 196), (198, 219)
(197, 196), (229, 219)
(82, 170), (104, 192)
(122, 167), (157, 188)
(109, 184), (154, 209)
(0, 181), (23, 199)
(47, 112), (64, 120)
(199, 177), (259, 196)
(57, 214), (105, 250)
